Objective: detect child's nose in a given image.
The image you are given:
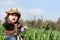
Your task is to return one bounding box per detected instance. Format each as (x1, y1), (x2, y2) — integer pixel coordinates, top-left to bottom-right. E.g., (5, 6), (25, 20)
(13, 15), (16, 17)
(12, 16), (16, 18)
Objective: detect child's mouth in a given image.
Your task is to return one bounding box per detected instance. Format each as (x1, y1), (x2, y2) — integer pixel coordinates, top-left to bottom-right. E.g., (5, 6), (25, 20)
(12, 19), (15, 20)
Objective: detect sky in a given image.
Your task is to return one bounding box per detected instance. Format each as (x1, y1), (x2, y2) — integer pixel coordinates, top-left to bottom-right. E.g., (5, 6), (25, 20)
(0, 0), (60, 22)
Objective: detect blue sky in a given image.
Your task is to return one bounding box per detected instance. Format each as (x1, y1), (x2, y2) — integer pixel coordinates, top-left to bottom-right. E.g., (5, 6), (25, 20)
(0, 0), (60, 22)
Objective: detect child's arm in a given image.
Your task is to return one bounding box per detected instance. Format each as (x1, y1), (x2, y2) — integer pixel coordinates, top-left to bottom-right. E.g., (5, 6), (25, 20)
(17, 24), (25, 33)
(4, 13), (7, 19)
(20, 27), (25, 32)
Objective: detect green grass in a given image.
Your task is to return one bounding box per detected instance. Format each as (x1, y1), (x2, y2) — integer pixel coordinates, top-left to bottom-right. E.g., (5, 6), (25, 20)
(0, 23), (60, 40)
(21, 28), (60, 40)
(0, 24), (4, 40)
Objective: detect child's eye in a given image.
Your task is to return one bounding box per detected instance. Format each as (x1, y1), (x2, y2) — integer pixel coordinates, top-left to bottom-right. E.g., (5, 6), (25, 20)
(10, 14), (18, 17)
(15, 15), (18, 16)
(12, 15), (13, 16)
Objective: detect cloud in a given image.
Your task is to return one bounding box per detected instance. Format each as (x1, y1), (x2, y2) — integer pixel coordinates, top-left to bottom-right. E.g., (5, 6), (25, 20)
(23, 8), (44, 16)
(2, 0), (16, 6)
(20, 8), (45, 20)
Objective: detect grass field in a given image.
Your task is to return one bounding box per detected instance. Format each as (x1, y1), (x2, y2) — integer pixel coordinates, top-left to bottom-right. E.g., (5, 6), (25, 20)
(0, 25), (4, 40)
(0, 23), (60, 40)
(21, 28), (60, 40)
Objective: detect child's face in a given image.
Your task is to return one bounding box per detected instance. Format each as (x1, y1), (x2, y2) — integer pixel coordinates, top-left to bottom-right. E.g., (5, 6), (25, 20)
(8, 14), (18, 23)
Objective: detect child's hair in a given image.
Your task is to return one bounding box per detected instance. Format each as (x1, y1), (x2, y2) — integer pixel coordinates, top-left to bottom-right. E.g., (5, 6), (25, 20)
(3, 22), (15, 31)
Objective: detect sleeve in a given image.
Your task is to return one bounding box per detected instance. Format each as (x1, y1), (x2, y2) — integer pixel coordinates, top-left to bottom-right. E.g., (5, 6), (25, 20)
(2, 22), (8, 27)
(17, 24), (25, 32)
(20, 27), (25, 32)
(2, 22), (14, 31)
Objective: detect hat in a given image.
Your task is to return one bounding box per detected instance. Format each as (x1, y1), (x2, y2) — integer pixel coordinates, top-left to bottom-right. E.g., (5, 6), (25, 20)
(5, 8), (21, 18)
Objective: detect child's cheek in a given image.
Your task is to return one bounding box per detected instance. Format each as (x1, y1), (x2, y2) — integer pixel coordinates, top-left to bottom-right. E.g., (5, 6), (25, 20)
(15, 17), (18, 20)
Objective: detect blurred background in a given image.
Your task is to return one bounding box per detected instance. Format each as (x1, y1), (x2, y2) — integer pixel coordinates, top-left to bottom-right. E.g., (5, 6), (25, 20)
(0, 0), (60, 30)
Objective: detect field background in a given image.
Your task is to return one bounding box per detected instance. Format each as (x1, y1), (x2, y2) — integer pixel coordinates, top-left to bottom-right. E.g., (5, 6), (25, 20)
(0, 18), (60, 40)
(0, 19), (60, 40)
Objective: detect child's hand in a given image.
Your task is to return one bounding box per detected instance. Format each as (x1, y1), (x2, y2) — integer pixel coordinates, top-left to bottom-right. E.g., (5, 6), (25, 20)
(4, 13), (8, 19)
